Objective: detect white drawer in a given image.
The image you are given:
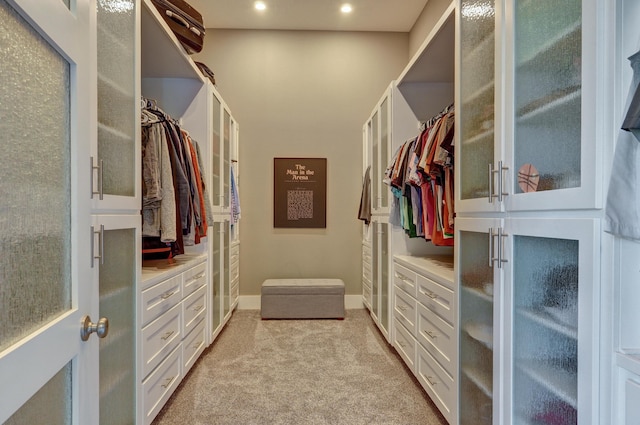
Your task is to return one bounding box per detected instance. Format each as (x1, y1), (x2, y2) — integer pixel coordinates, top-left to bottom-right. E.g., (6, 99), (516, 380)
(394, 286), (417, 335)
(417, 302), (455, 374)
(417, 343), (454, 424)
(183, 261), (206, 298)
(230, 242), (240, 257)
(142, 303), (181, 378)
(182, 284), (206, 336)
(141, 274), (182, 327)
(230, 281), (239, 301)
(142, 345), (181, 425)
(183, 319), (206, 374)
(394, 263), (418, 298)
(393, 318), (417, 373)
(363, 261), (372, 282)
(416, 273), (454, 326)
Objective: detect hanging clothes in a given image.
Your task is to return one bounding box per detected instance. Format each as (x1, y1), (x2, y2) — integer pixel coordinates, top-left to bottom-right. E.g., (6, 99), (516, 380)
(358, 165), (372, 225)
(230, 164), (241, 226)
(605, 49), (640, 240)
(384, 104), (455, 246)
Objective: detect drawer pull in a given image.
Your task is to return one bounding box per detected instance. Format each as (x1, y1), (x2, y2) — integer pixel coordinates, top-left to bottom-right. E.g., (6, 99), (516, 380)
(193, 304), (204, 312)
(161, 376), (176, 389)
(398, 341), (407, 348)
(396, 273), (412, 284)
(420, 289), (438, 299)
(426, 376), (438, 386)
(193, 272), (205, 279)
(398, 305), (407, 312)
(424, 330), (437, 339)
(160, 330), (175, 341)
(192, 343), (201, 349)
(160, 291), (175, 300)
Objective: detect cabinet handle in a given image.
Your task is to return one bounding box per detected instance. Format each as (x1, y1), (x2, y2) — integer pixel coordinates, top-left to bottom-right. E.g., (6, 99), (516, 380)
(193, 272), (205, 279)
(161, 291), (176, 300)
(161, 331), (175, 341)
(90, 156), (104, 200)
(489, 161), (509, 203)
(426, 376), (438, 386)
(424, 330), (437, 339)
(161, 376), (176, 389)
(193, 304), (204, 312)
(398, 305), (407, 312)
(90, 225), (104, 268)
(489, 227), (508, 268)
(192, 343), (201, 350)
(398, 341), (407, 348)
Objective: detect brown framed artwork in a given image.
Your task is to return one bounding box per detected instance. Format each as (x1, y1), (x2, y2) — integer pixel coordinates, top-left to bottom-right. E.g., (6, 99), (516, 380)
(273, 158), (327, 228)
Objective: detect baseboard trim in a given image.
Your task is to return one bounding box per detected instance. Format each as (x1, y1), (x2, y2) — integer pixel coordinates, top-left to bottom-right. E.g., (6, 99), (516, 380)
(237, 295), (364, 310)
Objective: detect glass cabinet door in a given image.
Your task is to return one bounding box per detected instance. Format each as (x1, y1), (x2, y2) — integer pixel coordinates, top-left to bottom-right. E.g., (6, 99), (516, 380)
(371, 112), (380, 212)
(457, 0), (499, 213)
(210, 220), (222, 340)
(94, 0), (138, 210)
(223, 109), (231, 209)
(371, 220), (380, 321)
(504, 218), (598, 425)
(379, 97), (390, 211)
(94, 216), (138, 425)
(508, 0), (599, 210)
(457, 218), (503, 425)
(223, 219), (231, 320)
(210, 91), (222, 208)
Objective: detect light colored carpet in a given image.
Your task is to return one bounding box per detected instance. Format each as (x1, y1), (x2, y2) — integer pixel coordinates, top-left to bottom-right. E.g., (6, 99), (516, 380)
(153, 309), (449, 425)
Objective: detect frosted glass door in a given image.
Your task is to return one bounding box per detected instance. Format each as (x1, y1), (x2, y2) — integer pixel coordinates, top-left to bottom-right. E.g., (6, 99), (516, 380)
(457, 0), (499, 212)
(0, 0), (94, 423)
(94, 0), (138, 209)
(223, 220), (231, 319)
(371, 112), (380, 212)
(211, 91), (222, 208)
(508, 0), (598, 210)
(505, 218), (598, 425)
(371, 220), (380, 320)
(457, 218), (502, 425)
(223, 109), (231, 209)
(210, 221), (222, 339)
(379, 98), (389, 211)
(95, 217), (138, 425)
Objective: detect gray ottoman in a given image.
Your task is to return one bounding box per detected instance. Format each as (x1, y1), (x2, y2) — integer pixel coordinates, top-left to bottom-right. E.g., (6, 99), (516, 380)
(261, 279), (345, 319)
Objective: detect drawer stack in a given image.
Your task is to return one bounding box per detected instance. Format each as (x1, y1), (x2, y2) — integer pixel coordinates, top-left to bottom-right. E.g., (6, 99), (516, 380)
(392, 255), (455, 424)
(362, 241), (372, 310)
(140, 256), (208, 425)
(229, 242), (240, 308)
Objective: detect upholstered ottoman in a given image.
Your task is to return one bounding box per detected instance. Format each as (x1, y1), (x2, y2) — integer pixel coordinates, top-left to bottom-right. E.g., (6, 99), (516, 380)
(261, 279), (345, 319)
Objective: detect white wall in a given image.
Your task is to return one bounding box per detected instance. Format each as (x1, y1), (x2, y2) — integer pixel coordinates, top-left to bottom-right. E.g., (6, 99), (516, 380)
(409, 0), (453, 58)
(194, 29), (409, 295)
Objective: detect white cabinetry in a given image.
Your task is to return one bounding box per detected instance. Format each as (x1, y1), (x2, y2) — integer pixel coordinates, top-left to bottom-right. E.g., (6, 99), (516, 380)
(393, 255), (456, 423)
(456, 0), (608, 423)
(140, 256), (207, 425)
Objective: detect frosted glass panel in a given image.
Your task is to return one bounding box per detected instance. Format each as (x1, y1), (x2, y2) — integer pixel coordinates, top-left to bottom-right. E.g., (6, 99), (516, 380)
(5, 363), (72, 425)
(211, 95), (221, 206)
(372, 221), (379, 318)
(223, 221), (230, 317)
(459, 230), (494, 425)
(371, 113), (379, 210)
(0, 0), (71, 351)
(379, 99), (389, 208)
(97, 0), (136, 197)
(211, 222), (222, 334)
(99, 229), (136, 425)
(223, 110), (231, 208)
(514, 0), (582, 193)
(513, 235), (578, 424)
(459, 0), (495, 200)
(380, 222), (389, 332)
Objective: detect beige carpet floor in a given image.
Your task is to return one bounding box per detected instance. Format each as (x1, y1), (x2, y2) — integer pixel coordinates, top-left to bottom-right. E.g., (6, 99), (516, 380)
(152, 309), (448, 425)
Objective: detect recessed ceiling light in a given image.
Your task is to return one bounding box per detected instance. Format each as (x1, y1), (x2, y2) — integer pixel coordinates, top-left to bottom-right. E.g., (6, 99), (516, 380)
(341, 4), (352, 13)
(255, 1), (266, 11)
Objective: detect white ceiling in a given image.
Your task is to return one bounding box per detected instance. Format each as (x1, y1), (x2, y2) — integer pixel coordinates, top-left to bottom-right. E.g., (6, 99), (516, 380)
(187, 0), (430, 32)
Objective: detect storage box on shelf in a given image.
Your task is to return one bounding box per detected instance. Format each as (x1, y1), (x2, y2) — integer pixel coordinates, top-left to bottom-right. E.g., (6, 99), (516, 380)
(140, 255), (207, 425)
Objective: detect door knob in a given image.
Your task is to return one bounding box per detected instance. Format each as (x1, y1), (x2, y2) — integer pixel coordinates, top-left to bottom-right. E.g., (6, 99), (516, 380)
(80, 316), (109, 341)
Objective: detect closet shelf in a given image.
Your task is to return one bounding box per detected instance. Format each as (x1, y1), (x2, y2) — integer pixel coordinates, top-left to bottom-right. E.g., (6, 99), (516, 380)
(461, 31), (495, 68)
(461, 81), (494, 108)
(517, 87), (581, 124)
(461, 365), (493, 398)
(98, 122), (134, 142)
(517, 307), (577, 339)
(461, 128), (493, 147)
(397, 2), (455, 86)
(98, 73), (132, 98)
(517, 20), (581, 69)
(462, 285), (493, 303)
(141, 0), (203, 81)
(516, 359), (577, 408)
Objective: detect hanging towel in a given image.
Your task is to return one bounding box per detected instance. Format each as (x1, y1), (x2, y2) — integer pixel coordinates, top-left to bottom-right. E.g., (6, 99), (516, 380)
(358, 166), (372, 225)
(230, 165), (241, 225)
